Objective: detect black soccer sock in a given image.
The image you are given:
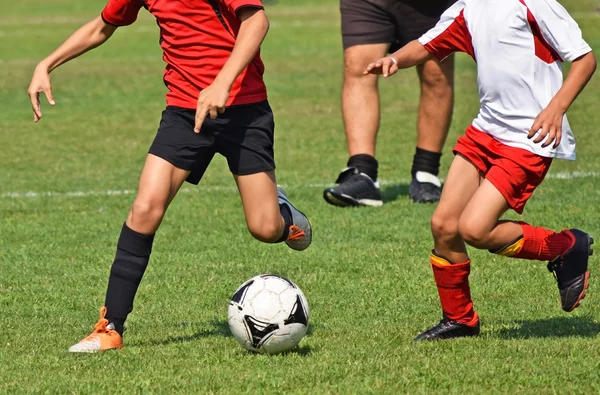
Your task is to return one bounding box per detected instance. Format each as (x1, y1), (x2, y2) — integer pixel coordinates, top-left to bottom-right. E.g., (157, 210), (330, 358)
(411, 148), (442, 178)
(104, 223), (155, 336)
(347, 154), (379, 182)
(276, 203), (293, 243)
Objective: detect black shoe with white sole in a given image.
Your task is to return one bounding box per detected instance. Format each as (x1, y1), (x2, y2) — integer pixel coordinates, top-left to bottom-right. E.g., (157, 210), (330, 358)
(323, 167), (383, 207)
(409, 171), (442, 203)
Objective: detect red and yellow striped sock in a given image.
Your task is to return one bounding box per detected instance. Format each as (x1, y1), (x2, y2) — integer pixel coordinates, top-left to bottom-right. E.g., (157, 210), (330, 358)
(493, 223), (575, 261)
(430, 252), (478, 326)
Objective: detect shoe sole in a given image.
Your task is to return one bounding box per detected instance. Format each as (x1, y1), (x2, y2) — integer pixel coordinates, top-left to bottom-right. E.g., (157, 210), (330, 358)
(323, 190), (383, 208)
(563, 236), (593, 312)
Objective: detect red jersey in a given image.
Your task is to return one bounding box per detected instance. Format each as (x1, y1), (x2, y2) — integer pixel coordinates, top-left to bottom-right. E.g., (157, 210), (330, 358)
(101, 0), (267, 108)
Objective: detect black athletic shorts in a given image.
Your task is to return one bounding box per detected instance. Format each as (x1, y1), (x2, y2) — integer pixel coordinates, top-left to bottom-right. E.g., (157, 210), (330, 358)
(340, 0), (456, 52)
(148, 100), (275, 185)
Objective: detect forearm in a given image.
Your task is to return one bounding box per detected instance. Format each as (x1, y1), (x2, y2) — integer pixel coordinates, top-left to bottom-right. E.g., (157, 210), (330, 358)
(550, 51), (597, 112)
(214, 9), (269, 88)
(38, 16), (117, 72)
(389, 40), (434, 69)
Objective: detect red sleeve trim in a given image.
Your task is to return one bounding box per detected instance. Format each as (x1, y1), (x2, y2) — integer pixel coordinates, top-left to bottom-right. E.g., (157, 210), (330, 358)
(227, 0), (264, 13)
(424, 10), (475, 61)
(518, 0), (562, 63)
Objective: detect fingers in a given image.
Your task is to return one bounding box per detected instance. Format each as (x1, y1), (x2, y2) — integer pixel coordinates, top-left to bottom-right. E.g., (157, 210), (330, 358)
(194, 104), (207, 133)
(553, 129), (562, 149)
(217, 106), (225, 115)
(209, 107), (218, 120)
(528, 119), (541, 139)
(540, 128), (556, 148)
(44, 89), (56, 106)
(364, 59), (384, 75)
(29, 91), (42, 122)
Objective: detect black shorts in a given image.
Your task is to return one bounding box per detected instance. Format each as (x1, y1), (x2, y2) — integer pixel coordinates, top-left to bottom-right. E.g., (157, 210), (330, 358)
(148, 100), (275, 185)
(340, 0), (456, 52)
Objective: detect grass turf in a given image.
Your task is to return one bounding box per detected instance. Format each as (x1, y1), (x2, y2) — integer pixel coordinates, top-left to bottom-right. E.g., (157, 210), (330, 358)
(2, 0), (600, 393)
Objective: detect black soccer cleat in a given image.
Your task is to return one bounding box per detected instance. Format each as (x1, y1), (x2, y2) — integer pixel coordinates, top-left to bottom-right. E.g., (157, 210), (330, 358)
(547, 229), (593, 312)
(413, 317), (480, 341)
(409, 172), (442, 203)
(323, 167), (383, 207)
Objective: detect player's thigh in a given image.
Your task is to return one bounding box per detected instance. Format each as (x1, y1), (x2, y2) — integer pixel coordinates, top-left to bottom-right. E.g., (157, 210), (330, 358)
(234, 171), (280, 229)
(458, 179), (510, 241)
(134, 154), (191, 212)
(431, 154), (482, 235)
(340, 0), (395, 47)
(217, 101), (279, 225)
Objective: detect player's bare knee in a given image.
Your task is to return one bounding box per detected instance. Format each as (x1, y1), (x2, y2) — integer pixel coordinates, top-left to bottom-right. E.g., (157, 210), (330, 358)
(420, 66), (453, 98)
(457, 219), (489, 249)
(130, 198), (165, 227)
(247, 219), (281, 243)
(344, 54), (377, 82)
(430, 213), (459, 242)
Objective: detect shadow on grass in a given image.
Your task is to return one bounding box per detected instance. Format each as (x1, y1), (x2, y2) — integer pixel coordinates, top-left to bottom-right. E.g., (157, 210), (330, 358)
(147, 319), (317, 347)
(381, 183), (410, 203)
(496, 317), (600, 339)
(246, 344), (313, 357)
(147, 319), (231, 346)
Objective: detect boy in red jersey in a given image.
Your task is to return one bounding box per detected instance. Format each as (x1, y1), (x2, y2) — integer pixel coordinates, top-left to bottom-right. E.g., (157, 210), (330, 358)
(28, 0), (312, 352)
(366, 0), (596, 340)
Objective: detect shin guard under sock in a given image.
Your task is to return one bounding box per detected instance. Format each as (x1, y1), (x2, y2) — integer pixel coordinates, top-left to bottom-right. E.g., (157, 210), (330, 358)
(104, 223), (155, 335)
(492, 223), (575, 261)
(430, 253), (477, 325)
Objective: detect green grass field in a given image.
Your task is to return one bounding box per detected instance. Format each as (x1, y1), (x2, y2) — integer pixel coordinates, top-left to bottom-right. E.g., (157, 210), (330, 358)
(2, 0), (600, 393)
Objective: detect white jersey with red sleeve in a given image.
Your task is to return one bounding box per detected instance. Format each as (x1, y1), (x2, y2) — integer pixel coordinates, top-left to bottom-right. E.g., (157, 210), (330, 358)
(418, 0), (592, 160)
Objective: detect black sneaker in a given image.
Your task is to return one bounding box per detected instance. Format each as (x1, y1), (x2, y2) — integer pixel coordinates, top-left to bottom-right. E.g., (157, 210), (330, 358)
(323, 167), (383, 207)
(547, 229), (593, 312)
(414, 317), (480, 341)
(409, 171), (442, 203)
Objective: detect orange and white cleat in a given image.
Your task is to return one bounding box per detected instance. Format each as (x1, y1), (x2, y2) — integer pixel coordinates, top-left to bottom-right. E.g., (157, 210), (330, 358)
(68, 307), (123, 353)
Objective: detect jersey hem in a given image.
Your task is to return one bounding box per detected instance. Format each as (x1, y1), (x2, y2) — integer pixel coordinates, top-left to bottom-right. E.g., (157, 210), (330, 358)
(166, 92), (269, 110)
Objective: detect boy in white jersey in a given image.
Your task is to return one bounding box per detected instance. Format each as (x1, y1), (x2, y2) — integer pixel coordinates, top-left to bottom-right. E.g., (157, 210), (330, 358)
(366, 0), (597, 340)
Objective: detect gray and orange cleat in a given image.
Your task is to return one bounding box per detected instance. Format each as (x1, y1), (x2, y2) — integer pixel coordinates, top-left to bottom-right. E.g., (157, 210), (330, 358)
(68, 307), (123, 353)
(547, 229), (593, 312)
(277, 187), (312, 251)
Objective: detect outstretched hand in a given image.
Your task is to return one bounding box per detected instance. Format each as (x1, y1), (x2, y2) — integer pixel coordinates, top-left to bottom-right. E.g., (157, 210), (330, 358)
(28, 64), (55, 122)
(528, 103), (565, 149)
(364, 57), (399, 78)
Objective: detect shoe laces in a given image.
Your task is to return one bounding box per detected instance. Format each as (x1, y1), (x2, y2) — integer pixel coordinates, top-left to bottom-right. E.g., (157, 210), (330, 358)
(287, 225), (306, 240)
(83, 307), (113, 340)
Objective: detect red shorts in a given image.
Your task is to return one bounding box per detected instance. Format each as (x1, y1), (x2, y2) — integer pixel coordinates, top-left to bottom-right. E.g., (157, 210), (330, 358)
(453, 126), (552, 214)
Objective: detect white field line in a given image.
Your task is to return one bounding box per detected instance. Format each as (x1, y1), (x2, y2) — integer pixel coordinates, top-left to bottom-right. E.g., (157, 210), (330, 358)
(1, 171), (599, 200)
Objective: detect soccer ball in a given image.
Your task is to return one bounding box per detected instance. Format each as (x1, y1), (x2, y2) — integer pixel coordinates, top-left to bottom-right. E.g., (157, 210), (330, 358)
(228, 274), (309, 354)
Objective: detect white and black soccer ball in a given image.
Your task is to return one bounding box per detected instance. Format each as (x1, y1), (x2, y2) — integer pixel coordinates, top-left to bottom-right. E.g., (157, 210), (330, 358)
(228, 274), (309, 354)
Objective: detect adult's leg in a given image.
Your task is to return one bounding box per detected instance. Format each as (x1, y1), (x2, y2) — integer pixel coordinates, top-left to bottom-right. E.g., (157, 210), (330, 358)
(409, 56), (454, 203)
(343, 43), (389, 161)
(322, 44), (388, 207)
